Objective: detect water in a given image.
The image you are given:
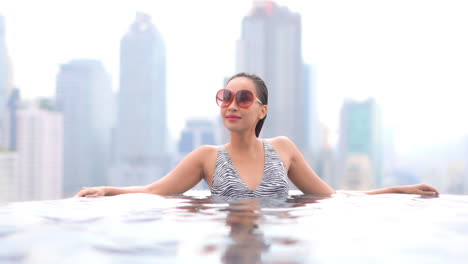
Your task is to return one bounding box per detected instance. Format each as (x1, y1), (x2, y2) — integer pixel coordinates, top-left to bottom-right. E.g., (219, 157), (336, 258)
(0, 191), (467, 264)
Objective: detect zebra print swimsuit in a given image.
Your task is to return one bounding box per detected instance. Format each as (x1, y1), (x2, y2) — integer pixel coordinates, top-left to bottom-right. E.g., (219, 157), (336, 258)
(211, 139), (289, 198)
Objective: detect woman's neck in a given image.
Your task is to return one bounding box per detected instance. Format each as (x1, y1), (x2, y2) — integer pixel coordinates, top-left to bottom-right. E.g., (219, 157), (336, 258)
(228, 132), (261, 153)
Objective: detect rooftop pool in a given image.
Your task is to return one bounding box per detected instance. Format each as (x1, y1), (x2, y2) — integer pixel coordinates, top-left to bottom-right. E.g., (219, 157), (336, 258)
(1, 191), (467, 264)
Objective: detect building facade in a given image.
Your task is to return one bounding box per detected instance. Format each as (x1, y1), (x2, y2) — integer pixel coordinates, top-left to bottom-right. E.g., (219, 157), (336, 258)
(111, 13), (169, 186)
(16, 101), (63, 201)
(236, 1), (317, 154)
(339, 98), (382, 189)
(0, 14), (12, 149)
(6, 88), (20, 151)
(56, 59), (114, 196)
(178, 119), (217, 155)
(0, 151), (18, 202)
(177, 119), (218, 189)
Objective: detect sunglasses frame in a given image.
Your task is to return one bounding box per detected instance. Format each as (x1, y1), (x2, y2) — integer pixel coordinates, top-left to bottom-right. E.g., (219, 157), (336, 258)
(216, 89), (263, 108)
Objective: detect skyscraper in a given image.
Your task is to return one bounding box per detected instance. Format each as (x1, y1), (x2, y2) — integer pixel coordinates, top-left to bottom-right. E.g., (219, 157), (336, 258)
(178, 119), (217, 155)
(338, 98), (383, 188)
(111, 13), (168, 186)
(16, 100), (63, 201)
(0, 151), (18, 202)
(236, 1), (314, 153)
(56, 59), (114, 196)
(177, 119), (218, 190)
(7, 88), (20, 150)
(304, 64), (321, 158)
(315, 125), (337, 188)
(0, 14), (11, 149)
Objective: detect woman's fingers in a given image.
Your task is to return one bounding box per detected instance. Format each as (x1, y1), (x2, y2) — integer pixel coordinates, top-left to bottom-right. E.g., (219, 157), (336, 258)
(417, 189), (438, 195)
(74, 187), (97, 197)
(420, 184), (439, 194)
(416, 184), (439, 195)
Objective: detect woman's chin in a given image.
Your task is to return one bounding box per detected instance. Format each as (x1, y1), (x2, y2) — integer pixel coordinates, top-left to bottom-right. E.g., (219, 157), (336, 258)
(225, 125), (242, 134)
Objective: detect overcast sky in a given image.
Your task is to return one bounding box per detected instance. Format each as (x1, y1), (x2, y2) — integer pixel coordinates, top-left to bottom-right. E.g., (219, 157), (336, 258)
(2, 0), (468, 155)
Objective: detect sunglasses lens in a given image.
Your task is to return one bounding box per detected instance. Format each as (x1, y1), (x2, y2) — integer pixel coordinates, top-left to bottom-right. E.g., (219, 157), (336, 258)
(216, 89), (257, 108)
(216, 89), (233, 107)
(237, 90), (254, 108)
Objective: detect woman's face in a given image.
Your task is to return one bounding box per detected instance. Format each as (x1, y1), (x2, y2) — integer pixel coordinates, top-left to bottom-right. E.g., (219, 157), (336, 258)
(220, 77), (267, 135)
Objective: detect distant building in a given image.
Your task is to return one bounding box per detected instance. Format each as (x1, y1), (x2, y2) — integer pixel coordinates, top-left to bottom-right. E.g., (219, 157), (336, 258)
(381, 126), (396, 186)
(6, 88), (20, 150)
(315, 125), (337, 188)
(341, 154), (375, 190)
(16, 100), (63, 201)
(338, 98), (382, 189)
(0, 151), (18, 202)
(111, 13), (169, 186)
(304, 64), (321, 159)
(177, 119), (218, 189)
(178, 119), (217, 154)
(56, 59), (114, 196)
(0, 14), (13, 149)
(236, 1), (318, 154)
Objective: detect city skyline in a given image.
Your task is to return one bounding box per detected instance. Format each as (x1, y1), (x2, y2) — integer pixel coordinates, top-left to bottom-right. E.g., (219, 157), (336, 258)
(1, 1), (467, 201)
(1, 0), (468, 157)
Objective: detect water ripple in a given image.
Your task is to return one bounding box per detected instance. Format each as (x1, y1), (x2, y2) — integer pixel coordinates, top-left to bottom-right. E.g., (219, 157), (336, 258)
(0, 192), (467, 263)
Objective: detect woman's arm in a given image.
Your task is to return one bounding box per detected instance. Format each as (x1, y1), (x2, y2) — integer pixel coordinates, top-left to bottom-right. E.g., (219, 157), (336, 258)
(362, 183), (439, 195)
(274, 137), (336, 195)
(273, 137), (439, 196)
(75, 145), (215, 197)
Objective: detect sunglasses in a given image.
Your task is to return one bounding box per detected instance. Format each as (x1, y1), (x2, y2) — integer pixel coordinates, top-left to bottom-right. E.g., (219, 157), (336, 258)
(216, 89), (263, 108)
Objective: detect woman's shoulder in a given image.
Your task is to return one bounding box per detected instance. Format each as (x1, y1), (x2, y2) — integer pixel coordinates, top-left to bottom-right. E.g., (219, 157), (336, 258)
(265, 136), (294, 147)
(263, 137), (297, 166)
(264, 136), (297, 154)
(187, 145), (220, 167)
(194, 144), (221, 154)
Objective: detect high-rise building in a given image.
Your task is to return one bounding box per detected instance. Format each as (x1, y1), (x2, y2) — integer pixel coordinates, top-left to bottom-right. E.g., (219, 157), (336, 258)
(0, 14), (12, 149)
(315, 125), (337, 188)
(111, 13), (168, 186)
(7, 88), (20, 150)
(178, 119), (217, 155)
(56, 60), (114, 196)
(304, 64), (321, 158)
(177, 119), (218, 190)
(16, 100), (63, 201)
(0, 151), (18, 202)
(338, 98), (382, 188)
(236, 1), (315, 154)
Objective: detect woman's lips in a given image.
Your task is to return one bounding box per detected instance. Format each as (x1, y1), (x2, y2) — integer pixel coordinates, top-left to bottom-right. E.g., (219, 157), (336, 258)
(226, 115), (241, 121)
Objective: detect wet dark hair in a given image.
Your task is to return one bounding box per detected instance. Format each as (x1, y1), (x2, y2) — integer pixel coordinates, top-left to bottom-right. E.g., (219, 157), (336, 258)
(226, 72), (268, 137)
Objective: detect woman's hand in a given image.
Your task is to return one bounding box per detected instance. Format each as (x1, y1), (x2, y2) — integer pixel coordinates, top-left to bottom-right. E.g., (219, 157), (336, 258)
(74, 186), (107, 197)
(392, 183), (439, 195)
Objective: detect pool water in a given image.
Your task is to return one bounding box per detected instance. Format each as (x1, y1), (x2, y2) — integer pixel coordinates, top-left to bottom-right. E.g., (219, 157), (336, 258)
(1, 191), (467, 264)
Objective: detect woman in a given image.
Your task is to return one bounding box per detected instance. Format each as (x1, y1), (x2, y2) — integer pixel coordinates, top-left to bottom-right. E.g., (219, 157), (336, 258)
(75, 73), (439, 198)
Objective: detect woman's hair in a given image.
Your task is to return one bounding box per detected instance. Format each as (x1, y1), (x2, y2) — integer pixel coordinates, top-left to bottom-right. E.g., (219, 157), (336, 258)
(227, 72), (268, 137)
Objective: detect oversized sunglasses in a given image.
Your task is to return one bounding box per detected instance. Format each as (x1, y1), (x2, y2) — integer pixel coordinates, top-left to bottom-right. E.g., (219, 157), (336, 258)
(216, 89), (263, 108)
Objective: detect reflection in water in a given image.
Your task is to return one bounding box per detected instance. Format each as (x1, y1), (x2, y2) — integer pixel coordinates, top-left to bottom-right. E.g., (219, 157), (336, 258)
(222, 200), (267, 264)
(161, 194), (327, 263)
(214, 195), (328, 264)
(1, 192), (465, 264)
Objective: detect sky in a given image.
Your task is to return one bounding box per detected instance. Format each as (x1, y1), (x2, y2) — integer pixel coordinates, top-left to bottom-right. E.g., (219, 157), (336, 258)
(2, 0), (468, 156)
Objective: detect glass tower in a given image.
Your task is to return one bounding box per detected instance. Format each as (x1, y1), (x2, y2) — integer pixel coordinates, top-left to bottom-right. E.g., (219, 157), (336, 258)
(0, 15), (9, 149)
(339, 99), (383, 187)
(236, 1), (313, 152)
(111, 13), (168, 186)
(56, 59), (114, 196)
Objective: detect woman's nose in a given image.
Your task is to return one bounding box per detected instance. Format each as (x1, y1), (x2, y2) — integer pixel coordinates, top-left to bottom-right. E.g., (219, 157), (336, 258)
(226, 98), (239, 111)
